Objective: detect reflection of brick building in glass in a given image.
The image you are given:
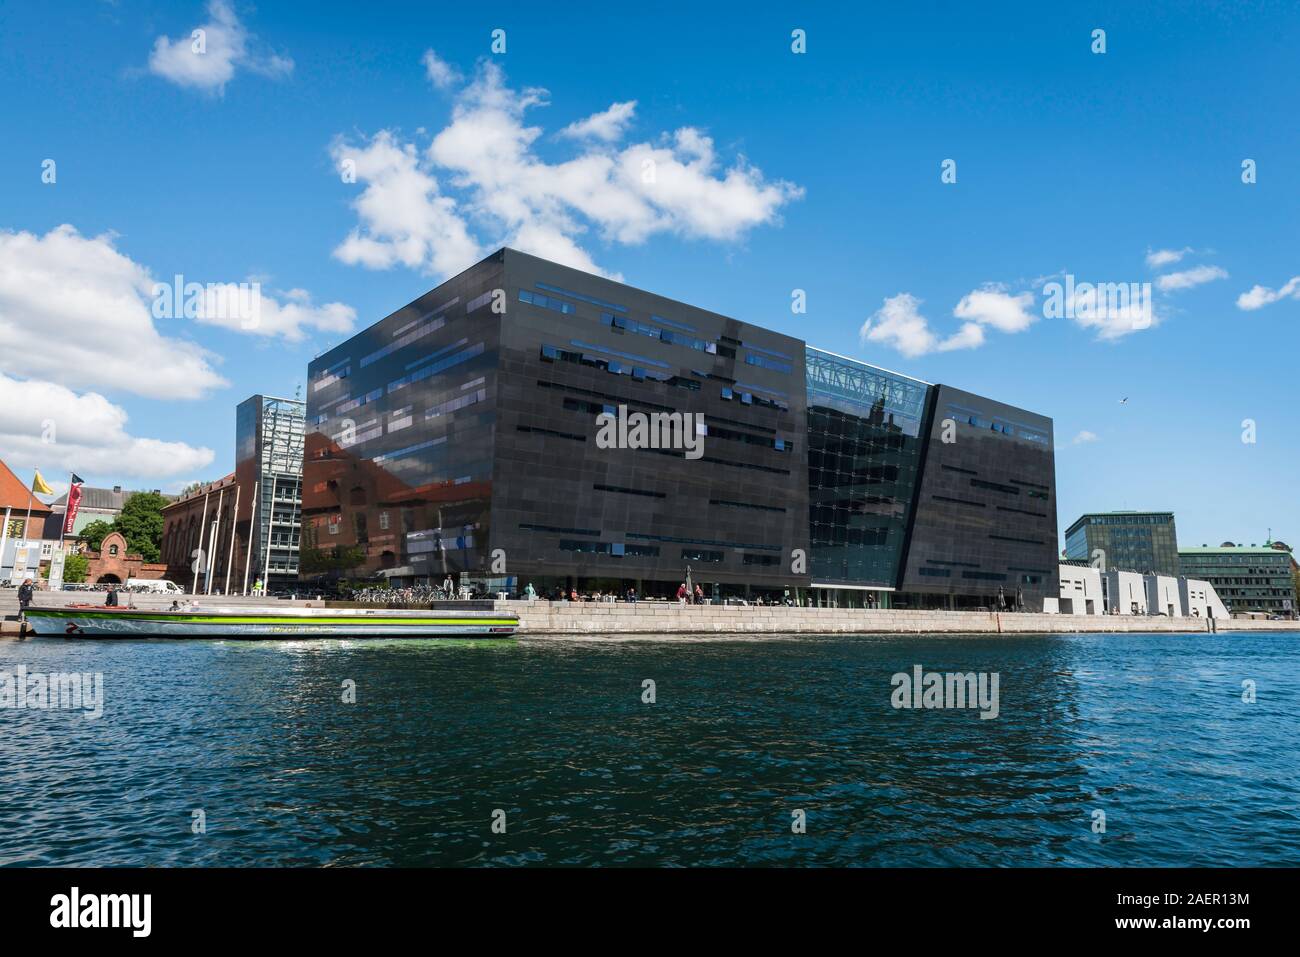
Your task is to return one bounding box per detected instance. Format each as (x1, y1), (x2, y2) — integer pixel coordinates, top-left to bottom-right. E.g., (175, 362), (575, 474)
(302, 248), (1059, 608)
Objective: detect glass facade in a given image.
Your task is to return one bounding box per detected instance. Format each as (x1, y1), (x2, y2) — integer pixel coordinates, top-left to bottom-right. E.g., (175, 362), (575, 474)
(1178, 546), (1297, 616)
(805, 349), (931, 589)
(1064, 512), (1180, 576)
(301, 254), (503, 587)
(235, 395), (305, 585)
(299, 247), (1057, 606)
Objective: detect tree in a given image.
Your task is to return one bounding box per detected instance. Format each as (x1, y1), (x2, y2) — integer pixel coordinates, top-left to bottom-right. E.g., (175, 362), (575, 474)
(62, 553), (89, 584)
(113, 492), (168, 563)
(78, 519), (115, 552)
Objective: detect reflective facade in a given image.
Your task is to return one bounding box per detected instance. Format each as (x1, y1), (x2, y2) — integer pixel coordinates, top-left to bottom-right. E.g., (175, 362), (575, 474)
(302, 247), (1057, 607)
(806, 349), (930, 590)
(1178, 545), (1297, 616)
(1064, 511), (1180, 575)
(235, 395), (305, 586)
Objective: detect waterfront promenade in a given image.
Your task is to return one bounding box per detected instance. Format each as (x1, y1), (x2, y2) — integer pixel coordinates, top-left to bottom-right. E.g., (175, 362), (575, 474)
(4, 591), (1297, 636)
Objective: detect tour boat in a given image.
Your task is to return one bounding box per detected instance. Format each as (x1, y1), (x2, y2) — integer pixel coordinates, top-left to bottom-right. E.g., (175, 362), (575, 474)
(24, 604), (520, 638)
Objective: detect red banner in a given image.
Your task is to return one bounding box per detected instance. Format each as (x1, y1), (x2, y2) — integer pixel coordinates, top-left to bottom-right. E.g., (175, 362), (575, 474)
(63, 482), (83, 535)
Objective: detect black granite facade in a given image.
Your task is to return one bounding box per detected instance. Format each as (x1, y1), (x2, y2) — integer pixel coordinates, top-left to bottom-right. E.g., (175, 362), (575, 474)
(896, 385), (1059, 609)
(301, 248), (1056, 605)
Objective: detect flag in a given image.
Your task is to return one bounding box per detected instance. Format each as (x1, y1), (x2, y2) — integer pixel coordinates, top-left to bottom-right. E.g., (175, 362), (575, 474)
(31, 470), (53, 495)
(63, 475), (85, 536)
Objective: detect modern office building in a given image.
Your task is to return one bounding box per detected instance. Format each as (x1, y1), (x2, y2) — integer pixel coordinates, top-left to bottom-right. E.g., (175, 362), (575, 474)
(236, 395), (305, 588)
(1178, 543), (1297, 617)
(302, 248), (1058, 608)
(1064, 511), (1181, 576)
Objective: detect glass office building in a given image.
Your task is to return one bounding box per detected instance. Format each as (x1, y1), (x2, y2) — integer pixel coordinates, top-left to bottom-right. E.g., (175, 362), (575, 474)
(806, 349), (930, 598)
(303, 248), (1058, 607)
(235, 394), (306, 588)
(1064, 511), (1180, 576)
(1178, 544), (1297, 617)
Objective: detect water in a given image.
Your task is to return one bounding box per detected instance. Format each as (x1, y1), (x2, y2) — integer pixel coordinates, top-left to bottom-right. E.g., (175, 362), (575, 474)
(2, 632), (1297, 867)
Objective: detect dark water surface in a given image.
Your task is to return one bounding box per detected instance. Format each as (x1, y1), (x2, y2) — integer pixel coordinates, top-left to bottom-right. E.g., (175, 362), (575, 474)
(2, 632), (1297, 866)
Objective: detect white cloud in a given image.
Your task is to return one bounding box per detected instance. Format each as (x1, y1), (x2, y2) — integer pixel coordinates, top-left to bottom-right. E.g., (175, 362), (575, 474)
(1071, 430), (1099, 445)
(860, 294), (939, 358)
(1156, 264), (1228, 292)
(0, 373), (214, 479)
(952, 286), (1037, 333)
(559, 101), (638, 143)
(422, 49), (462, 90)
(332, 60), (802, 278)
(148, 0), (292, 95)
(1060, 284), (1159, 341)
(1145, 246), (1193, 269)
(193, 284), (357, 342)
(0, 225), (227, 400)
(861, 287), (1037, 358)
(1236, 275), (1300, 311)
(330, 131), (483, 276)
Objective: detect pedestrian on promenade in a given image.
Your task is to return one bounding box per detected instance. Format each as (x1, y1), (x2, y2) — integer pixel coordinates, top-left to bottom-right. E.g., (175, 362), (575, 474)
(105, 585), (120, 607)
(693, 584), (704, 605)
(253, 578), (263, 596)
(570, 587), (579, 603)
(17, 578), (34, 621)
(676, 583), (688, 604)
(626, 586), (637, 603)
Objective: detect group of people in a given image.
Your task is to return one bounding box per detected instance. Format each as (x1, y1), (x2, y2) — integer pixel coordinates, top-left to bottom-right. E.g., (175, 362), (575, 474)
(675, 583), (706, 605)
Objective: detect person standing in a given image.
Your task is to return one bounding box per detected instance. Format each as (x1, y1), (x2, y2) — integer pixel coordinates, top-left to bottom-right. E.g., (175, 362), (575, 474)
(105, 584), (120, 607)
(17, 578), (34, 621)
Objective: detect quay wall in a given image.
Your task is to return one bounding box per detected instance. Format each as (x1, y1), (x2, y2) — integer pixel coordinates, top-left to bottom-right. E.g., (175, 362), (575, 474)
(492, 600), (1300, 637)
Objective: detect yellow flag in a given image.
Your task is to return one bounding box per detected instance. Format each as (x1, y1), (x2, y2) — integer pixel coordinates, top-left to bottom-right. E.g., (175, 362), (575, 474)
(31, 470), (54, 495)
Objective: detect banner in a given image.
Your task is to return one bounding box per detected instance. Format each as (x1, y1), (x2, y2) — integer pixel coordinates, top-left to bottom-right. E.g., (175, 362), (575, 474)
(11, 541), (31, 581)
(47, 547), (67, 592)
(63, 478), (84, 536)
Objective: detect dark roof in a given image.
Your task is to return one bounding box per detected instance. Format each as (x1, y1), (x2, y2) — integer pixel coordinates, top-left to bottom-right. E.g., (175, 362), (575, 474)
(47, 486), (176, 511)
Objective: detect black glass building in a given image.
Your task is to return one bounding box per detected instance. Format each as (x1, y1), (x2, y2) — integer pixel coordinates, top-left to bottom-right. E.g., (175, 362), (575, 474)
(303, 248), (1058, 607)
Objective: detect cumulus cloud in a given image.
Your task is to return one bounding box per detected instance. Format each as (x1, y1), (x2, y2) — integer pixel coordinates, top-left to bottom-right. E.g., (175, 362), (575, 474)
(0, 225), (227, 400)
(0, 374), (214, 478)
(860, 287), (1037, 357)
(559, 101), (638, 142)
(422, 49), (461, 90)
(1071, 430), (1099, 445)
(953, 286), (1037, 333)
(1145, 246), (1193, 269)
(1236, 275), (1300, 311)
(330, 131), (483, 277)
(331, 58), (802, 277)
(1156, 264), (1228, 292)
(192, 284), (357, 342)
(148, 0), (292, 94)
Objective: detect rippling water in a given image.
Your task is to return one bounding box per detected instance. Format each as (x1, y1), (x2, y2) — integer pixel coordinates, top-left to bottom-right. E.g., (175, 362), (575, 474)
(1, 632), (1297, 866)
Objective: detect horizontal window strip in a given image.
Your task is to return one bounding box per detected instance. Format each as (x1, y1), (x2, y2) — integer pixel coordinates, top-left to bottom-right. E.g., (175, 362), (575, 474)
(990, 534), (1047, 545)
(520, 523), (600, 536)
(933, 495), (986, 508)
(996, 505), (1049, 518)
(594, 483), (665, 499)
(710, 499), (787, 514)
(516, 425), (586, 442)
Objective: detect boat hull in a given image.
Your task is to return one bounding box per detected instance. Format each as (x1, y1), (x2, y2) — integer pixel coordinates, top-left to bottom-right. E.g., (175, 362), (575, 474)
(24, 607), (519, 638)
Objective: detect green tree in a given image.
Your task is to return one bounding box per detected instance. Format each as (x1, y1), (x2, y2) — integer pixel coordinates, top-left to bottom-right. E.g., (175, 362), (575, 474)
(62, 553), (89, 584)
(77, 519), (116, 552)
(113, 492), (168, 563)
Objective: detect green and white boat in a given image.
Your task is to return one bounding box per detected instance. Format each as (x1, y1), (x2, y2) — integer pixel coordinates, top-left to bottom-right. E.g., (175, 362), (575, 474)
(24, 604), (519, 638)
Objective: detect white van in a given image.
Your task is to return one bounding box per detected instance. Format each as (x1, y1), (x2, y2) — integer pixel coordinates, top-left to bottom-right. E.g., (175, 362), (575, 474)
(127, 578), (184, 594)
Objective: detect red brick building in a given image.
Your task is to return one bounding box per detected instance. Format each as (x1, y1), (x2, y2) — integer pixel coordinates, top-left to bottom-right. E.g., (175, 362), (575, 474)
(81, 530), (169, 584)
(160, 474), (254, 594)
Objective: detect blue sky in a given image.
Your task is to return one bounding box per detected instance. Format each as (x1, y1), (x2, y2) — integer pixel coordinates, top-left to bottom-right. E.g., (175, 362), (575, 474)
(1, 1), (1296, 551)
